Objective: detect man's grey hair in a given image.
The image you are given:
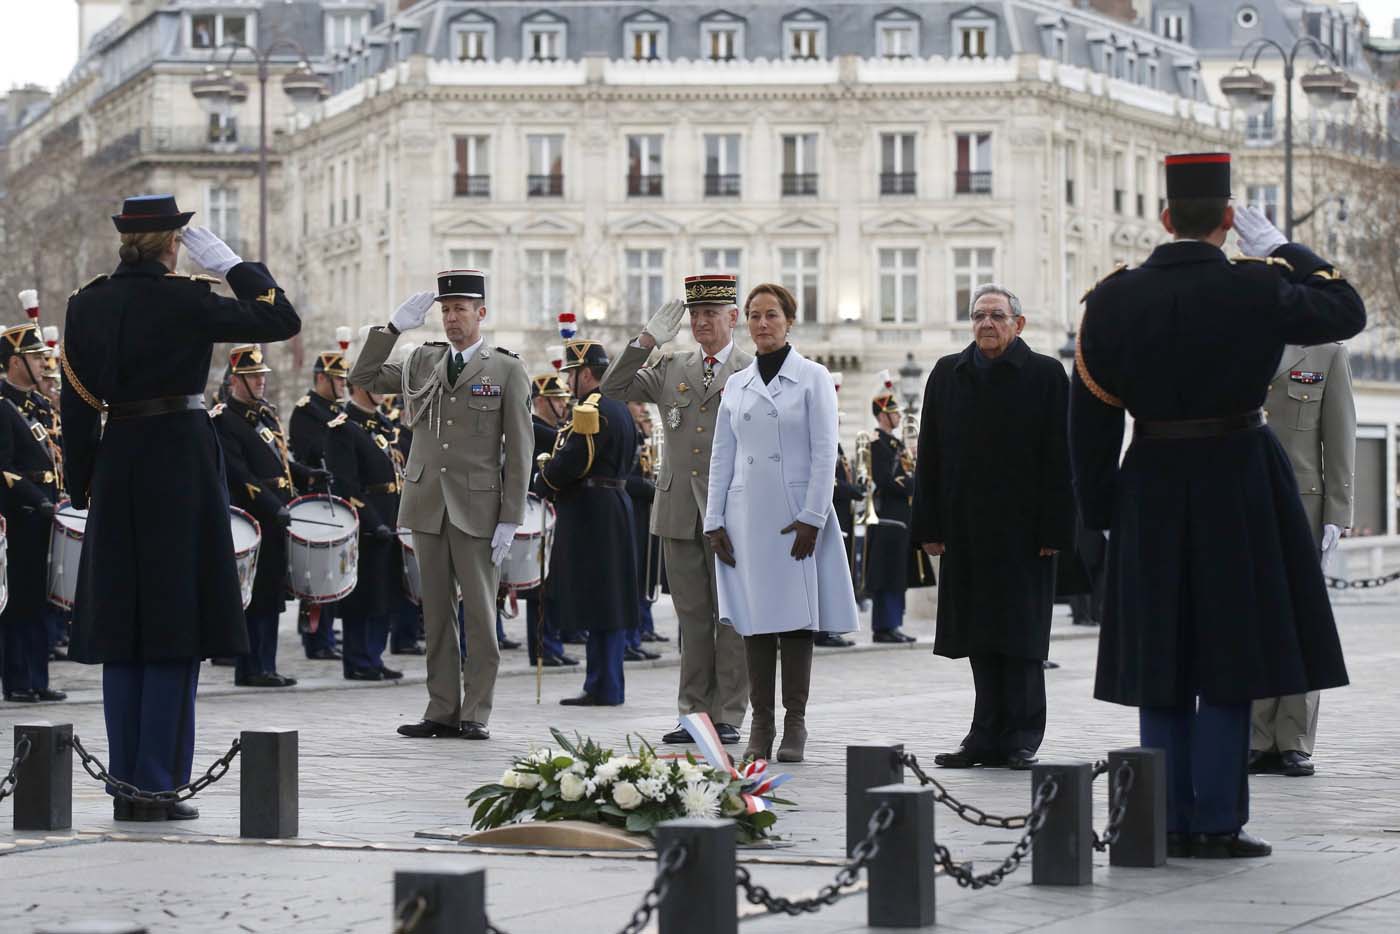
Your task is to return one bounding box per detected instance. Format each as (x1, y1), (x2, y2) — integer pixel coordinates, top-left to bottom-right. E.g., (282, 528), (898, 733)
(969, 283), (1024, 318)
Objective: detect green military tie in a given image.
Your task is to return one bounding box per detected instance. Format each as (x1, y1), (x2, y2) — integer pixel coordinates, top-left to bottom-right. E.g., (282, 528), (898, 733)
(448, 350), (464, 384)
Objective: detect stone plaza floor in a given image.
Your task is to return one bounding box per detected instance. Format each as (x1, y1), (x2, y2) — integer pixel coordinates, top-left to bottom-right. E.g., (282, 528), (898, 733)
(2, 591), (1398, 933)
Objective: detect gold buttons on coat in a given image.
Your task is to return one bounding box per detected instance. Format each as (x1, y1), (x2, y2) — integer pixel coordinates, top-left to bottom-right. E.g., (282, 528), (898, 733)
(696, 426), (705, 433)
(691, 469), (698, 476)
(440, 467), (447, 473)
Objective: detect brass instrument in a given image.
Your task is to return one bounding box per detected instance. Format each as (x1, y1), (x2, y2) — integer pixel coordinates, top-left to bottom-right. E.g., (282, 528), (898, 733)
(899, 410), (918, 472)
(853, 431), (879, 526)
(643, 407), (666, 602)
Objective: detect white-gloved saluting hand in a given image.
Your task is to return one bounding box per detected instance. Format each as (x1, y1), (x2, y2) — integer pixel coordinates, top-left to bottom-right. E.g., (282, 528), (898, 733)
(491, 522), (519, 567)
(390, 290), (437, 333)
(1320, 523), (1342, 572)
(1232, 204), (1288, 257)
(180, 226), (243, 276)
(641, 299), (686, 347)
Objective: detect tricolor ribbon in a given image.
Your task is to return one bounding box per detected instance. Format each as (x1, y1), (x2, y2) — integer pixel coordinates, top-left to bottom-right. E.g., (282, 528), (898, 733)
(679, 713), (791, 815)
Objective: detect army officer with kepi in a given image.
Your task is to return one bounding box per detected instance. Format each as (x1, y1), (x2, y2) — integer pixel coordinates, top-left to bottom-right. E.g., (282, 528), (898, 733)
(350, 270), (531, 740)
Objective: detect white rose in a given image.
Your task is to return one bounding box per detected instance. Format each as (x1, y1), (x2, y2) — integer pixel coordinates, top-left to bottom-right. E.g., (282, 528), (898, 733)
(613, 781), (644, 810)
(516, 771), (541, 790)
(559, 773), (587, 802)
(501, 770), (521, 789)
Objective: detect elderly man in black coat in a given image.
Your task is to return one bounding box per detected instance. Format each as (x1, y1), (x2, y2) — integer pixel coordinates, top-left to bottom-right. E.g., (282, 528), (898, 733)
(911, 284), (1075, 771)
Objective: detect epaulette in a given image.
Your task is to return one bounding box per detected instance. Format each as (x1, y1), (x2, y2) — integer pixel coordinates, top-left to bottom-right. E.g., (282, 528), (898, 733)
(494, 346), (519, 359)
(1080, 263), (1129, 304)
(70, 275), (107, 297)
(165, 272), (223, 285)
(423, 341), (447, 347)
(327, 413), (348, 428)
(1311, 267), (1345, 282)
(1231, 255), (1295, 274)
(209, 403), (227, 418)
(294, 395), (310, 408)
(585, 391), (603, 405)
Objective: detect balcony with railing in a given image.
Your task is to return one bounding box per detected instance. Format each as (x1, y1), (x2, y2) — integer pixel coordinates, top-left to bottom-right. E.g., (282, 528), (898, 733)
(705, 173), (741, 196)
(782, 172), (818, 196)
(627, 174), (663, 197)
(90, 126), (259, 165)
(954, 171), (992, 194)
(454, 174), (490, 197)
(880, 172), (916, 195)
(527, 174), (564, 197)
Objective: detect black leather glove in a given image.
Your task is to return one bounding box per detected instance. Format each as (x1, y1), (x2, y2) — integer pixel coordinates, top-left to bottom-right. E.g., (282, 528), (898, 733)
(371, 524), (397, 542)
(275, 505), (293, 530)
(35, 499), (57, 519)
(310, 466), (333, 481)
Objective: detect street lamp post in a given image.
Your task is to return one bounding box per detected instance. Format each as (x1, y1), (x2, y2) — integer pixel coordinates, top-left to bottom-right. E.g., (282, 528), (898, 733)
(897, 352), (923, 413)
(191, 41), (329, 262)
(1218, 38), (1358, 241)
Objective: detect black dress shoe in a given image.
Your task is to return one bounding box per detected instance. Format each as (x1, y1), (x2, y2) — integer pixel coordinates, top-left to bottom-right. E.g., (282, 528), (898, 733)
(236, 674), (287, 687)
(1191, 829), (1272, 859)
(1041, 660), (1060, 670)
(114, 799), (200, 822)
(561, 693), (619, 707)
(210, 657), (236, 667)
(498, 637), (521, 650)
(391, 644), (427, 656)
(561, 636), (588, 645)
(1006, 749), (1039, 770)
(378, 666), (404, 680)
(815, 633), (854, 648)
(624, 646), (660, 662)
(872, 629), (915, 644)
(49, 646), (69, 661)
(1279, 750), (1315, 777)
(306, 647), (342, 660)
(539, 655), (564, 667)
(34, 688), (67, 701)
(934, 747), (1005, 768)
(1167, 832), (1192, 859)
(715, 723), (742, 745)
(662, 726), (693, 744)
(270, 672), (298, 687)
(397, 719), (463, 738)
(4, 690), (39, 703)
(460, 721), (490, 740)
(557, 653), (580, 666)
(1249, 749), (1281, 774)
(1071, 618), (1100, 627)
(639, 632), (670, 643)
(345, 668), (384, 681)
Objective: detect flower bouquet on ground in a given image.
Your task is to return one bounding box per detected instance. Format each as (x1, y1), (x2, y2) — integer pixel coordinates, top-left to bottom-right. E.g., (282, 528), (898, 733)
(466, 715), (792, 844)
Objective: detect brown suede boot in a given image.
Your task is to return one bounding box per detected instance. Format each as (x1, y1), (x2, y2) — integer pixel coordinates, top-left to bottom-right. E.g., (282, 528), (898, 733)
(777, 634), (813, 762)
(743, 635), (778, 762)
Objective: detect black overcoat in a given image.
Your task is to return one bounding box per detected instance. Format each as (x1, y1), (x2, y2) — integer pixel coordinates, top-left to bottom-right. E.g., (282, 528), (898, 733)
(538, 392), (639, 634)
(865, 428), (936, 592)
(911, 338), (1075, 660)
(60, 259), (299, 663)
(325, 402), (402, 618)
(288, 390), (339, 494)
(1, 382), (60, 638)
(1071, 240), (1364, 707)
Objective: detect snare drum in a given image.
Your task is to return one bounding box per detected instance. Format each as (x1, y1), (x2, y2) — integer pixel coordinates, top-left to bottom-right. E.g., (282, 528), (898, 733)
(47, 500), (86, 609)
(500, 494), (555, 591)
(0, 515), (8, 615)
(229, 507), (261, 610)
(285, 494), (359, 604)
(398, 528), (421, 606)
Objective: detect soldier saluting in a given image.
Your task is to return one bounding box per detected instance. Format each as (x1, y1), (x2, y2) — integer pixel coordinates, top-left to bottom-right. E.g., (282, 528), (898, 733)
(350, 271), (532, 741)
(1071, 153), (1365, 859)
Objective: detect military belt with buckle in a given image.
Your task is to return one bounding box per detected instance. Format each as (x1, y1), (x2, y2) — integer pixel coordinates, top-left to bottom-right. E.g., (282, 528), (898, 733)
(261, 476), (291, 490)
(26, 470), (57, 484)
(365, 480), (402, 495)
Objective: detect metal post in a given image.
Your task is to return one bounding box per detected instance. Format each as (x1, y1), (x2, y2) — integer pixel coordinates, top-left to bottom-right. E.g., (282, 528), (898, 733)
(846, 743), (903, 857)
(257, 56), (269, 263)
(240, 729), (298, 838)
(655, 818), (736, 934)
(1031, 761), (1093, 886)
(1108, 747), (1167, 868)
(866, 784), (936, 928)
(393, 868), (485, 934)
(1283, 55), (1295, 241)
(13, 722), (71, 832)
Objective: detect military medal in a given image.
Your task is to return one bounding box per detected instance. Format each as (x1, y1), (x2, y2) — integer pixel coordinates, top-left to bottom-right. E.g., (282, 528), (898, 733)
(667, 405), (682, 430)
(1289, 370), (1325, 384)
(470, 375), (503, 396)
(677, 382), (689, 393)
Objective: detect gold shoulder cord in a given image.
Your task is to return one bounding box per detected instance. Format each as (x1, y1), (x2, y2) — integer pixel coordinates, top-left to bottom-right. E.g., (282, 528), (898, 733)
(1074, 320), (1124, 409)
(60, 343), (105, 413)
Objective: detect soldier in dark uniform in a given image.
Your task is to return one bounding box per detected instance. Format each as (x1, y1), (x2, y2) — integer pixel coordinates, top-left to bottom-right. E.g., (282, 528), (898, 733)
(325, 381), (406, 682)
(378, 372), (426, 656)
(288, 349), (349, 661)
(1, 322), (64, 702)
(214, 343), (328, 688)
(864, 386), (934, 644)
(539, 339), (639, 706)
(820, 371), (859, 649)
(624, 401), (661, 662)
(61, 199), (298, 819)
(522, 373), (575, 667)
(1071, 153), (1366, 859)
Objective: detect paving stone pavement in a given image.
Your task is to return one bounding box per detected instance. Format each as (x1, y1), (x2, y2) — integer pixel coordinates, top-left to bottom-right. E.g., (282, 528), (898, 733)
(2, 593), (1398, 933)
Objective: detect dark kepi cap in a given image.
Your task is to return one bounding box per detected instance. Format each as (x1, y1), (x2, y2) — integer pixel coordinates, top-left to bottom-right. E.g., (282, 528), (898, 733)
(0, 322), (46, 362)
(871, 391), (902, 417)
(684, 274), (738, 307)
(560, 338), (609, 371)
(111, 194), (195, 233)
(436, 269), (486, 301)
(532, 373), (570, 398)
(229, 343), (272, 375)
(1164, 153), (1232, 200)
(314, 350), (349, 378)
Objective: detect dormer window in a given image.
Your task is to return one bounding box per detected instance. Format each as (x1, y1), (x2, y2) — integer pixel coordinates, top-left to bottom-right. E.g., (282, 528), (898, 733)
(876, 10), (920, 59)
(951, 10), (996, 60)
(1158, 12), (1186, 43)
(783, 11), (828, 61)
(451, 15), (495, 62)
(190, 11), (252, 50)
(624, 14), (668, 61)
(523, 16), (566, 61)
(700, 12), (746, 61)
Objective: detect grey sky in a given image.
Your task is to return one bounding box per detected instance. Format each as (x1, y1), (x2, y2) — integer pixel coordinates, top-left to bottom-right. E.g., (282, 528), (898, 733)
(2, 0), (1399, 94)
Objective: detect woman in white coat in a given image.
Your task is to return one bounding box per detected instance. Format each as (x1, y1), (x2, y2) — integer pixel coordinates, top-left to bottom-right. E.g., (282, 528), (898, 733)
(705, 283), (860, 763)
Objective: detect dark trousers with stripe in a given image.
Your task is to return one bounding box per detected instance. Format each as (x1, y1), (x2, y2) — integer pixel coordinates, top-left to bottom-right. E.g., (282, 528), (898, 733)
(584, 629), (626, 705)
(871, 590), (906, 631)
(963, 654), (1046, 756)
(1140, 699), (1251, 834)
(2, 612), (50, 693)
(524, 592), (565, 663)
(102, 659), (200, 792)
(341, 612), (389, 676)
(301, 602), (338, 656)
(235, 612), (280, 680)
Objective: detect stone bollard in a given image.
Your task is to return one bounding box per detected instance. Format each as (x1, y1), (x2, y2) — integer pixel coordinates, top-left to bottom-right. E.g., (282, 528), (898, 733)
(13, 722), (72, 832)
(846, 743), (904, 857)
(1108, 747), (1167, 867)
(393, 868), (485, 934)
(240, 729), (298, 839)
(654, 818), (737, 934)
(865, 784), (936, 928)
(1030, 761), (1093, 886)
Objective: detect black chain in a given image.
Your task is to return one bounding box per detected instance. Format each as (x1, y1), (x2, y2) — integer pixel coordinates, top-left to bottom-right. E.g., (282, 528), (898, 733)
(392, 892), (429, 934)
(1092, 761), (1135, 851)
(900, 752), (1033, 830)
(69, 734), (240, 804)
(613, 842), (688, 934)
(933, 775), (1059, 890)
(736, 803), (894, 915)
(0, 734), (33, 803)
(1325, 569), (1400, 590)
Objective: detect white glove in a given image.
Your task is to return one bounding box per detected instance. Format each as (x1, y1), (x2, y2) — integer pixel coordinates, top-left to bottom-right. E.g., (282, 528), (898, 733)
(390, 290), (436, 333)
(643, 299), (686, 346)
(1232, 205), (1287, 257)
(180, 226), (242, 276)
(1320, 523), (1341, 572)
(491, 522), (519, 567)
